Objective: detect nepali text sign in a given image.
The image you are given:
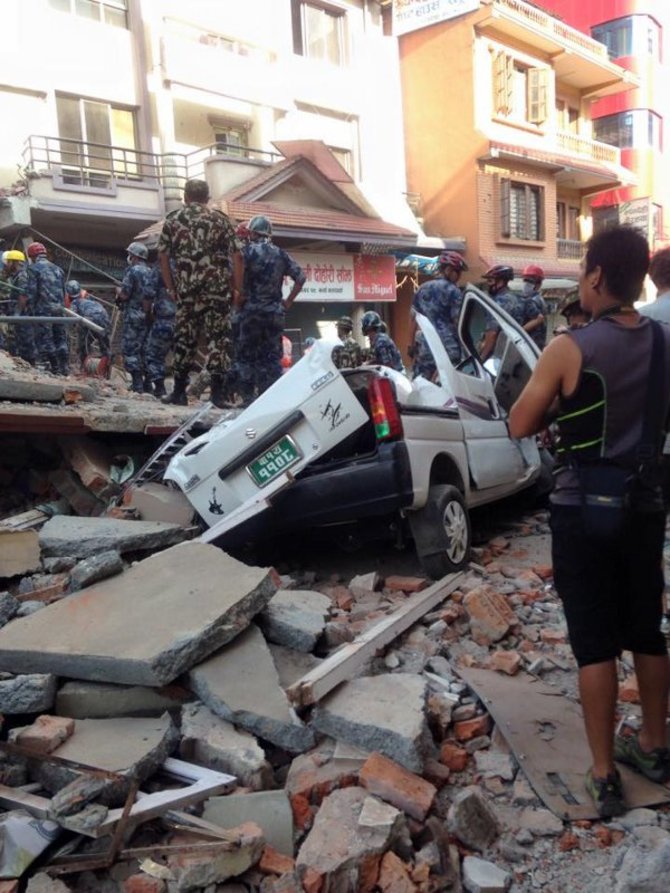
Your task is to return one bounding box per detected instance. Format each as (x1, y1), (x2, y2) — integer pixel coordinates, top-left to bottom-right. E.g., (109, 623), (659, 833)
(288, 253), (396, 303)
(392, 0), (479, 37)
(619, 197), (650, 241)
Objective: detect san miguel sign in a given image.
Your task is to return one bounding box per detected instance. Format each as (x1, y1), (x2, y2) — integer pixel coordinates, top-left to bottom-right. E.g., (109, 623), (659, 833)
(286, 253), (397, 303)
(392, 0), (479, 36)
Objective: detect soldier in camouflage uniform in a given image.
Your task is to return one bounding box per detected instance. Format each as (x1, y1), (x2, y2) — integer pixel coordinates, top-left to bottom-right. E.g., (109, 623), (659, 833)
(480, 264), (524, 362)
(361, 310), (404, 372)
(332, 315), (363, 369)
(26, 242), (69, 374)
(117, 242), (154, 392)
(236, 215), (305, 403)
(144, 262), (176, 398)
(3, 250), (35, 364)
(410, 250), (467, 378)
(65, 280), (111, 368)
(158, 179), (240, 408)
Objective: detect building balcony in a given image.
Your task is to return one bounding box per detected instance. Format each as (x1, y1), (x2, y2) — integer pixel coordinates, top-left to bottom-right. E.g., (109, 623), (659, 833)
(557, 238), (583, 259)
(555, 132), (620, 166)
(477, 0), (639, 98)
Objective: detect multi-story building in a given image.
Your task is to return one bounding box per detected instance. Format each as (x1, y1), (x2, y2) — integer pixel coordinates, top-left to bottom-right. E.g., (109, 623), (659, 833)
(538, 1), (669, 256)
(0, 0), (421, 342)
(390, 0), (638, 347)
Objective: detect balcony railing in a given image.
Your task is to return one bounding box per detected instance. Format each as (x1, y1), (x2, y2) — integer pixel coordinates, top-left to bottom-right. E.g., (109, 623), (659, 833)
(555, 131), (620, 166)
(557, 238), (583, 259)
(490, 0), (609, 59)
(22, 136), (282, 194)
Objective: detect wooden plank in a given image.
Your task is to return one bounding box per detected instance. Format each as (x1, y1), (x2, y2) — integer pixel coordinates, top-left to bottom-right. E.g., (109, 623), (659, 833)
(0, 508), (50, 532)
(287, 571), (464, 708)
(0, 783), (51, 818)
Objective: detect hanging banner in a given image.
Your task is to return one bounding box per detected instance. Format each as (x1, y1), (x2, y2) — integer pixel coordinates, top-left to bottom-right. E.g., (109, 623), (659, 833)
(287, 253), (396, 303)
(392, 0), (480, 37)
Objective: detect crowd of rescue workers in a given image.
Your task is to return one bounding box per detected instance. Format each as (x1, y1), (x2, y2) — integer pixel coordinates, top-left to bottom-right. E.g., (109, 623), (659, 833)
(0, 177), (585, 409)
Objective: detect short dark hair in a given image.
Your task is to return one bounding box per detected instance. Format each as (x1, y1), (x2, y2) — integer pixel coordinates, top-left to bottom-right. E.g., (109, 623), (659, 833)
(583, 225), (649, 304)
(184, 179), (210, 203)
(649, 247), (670, 291)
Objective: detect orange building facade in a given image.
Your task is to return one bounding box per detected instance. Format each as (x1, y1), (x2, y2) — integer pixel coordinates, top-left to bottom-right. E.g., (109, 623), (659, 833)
(395, 0), (638, 283)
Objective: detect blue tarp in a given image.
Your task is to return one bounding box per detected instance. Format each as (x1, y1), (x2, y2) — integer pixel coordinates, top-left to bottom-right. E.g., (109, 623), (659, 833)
(394, 252), (439, 275)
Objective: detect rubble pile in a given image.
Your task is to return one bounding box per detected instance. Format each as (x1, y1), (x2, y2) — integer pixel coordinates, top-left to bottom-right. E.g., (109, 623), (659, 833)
(0, 502), (668, 892)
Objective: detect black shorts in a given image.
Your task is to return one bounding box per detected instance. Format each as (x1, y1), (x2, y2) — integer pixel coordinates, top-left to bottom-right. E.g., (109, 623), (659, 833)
(663, 455), (670, 511)
(550, 504), (667, 667)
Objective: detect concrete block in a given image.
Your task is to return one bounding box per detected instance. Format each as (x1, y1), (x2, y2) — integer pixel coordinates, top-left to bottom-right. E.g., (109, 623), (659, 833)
(0, 530), (40, 578)
(203, 790), (294, 856)
(190, 624), (314, 754)
(0, 543), (277, 686)
(125, 482), (195, 527)
(56, 680), (188, 719)
(167, 821), (264, 891)
(462, 856), (510, 892)
(259, 590), (331, 652)
(0, 673), (56, 714)
(268, 643), (322, 690)
(38, 515), (188, 558)
(68, 550), (124, 591)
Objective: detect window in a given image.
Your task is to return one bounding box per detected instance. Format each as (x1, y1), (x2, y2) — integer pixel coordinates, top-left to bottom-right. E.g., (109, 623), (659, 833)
(557, 202), (580, 240)
(592, 205), (620, 234)
(292, 1), (346, 65)
(213, 125), (248, 158)
(592, 15), (660, 61)
(492, 52), (547, 124)
(556, 99), (579, 134)
(501, 180), (544, 241)
(329, 146), (352, 175)
(593, 109), (662, 150)
(49, 0), (127, 28)
(56, 95), (137, 186)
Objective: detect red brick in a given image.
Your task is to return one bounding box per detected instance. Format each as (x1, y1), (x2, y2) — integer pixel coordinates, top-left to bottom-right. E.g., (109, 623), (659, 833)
(16, 575), (68, 605)
(439, 742), (469, 771)
(359, 752), (436, 821)
(15, 715), (75, 753)
(532, 564), (554, 580)
(377, 851), (416, 893)
(383, 575), (428, 593)
(440, 603), (464, 624)
(59, 436), (115, 496)
(619, 675), (640, 703)
(123, 876), (166, 893)
(359, 853), (382, 893)
(454, 714), (491, 741)
(489, 650), (521, 676)
(463, 585), (517, 645)
(0, 881), (19, 893)
(540, 627), (567, 645)
(301, 867), (324, 893)
(559, 831), (580, 852)
(290, 792), (314, 832)
(259, 844), (295, 876)
(333, 588), (354, 611)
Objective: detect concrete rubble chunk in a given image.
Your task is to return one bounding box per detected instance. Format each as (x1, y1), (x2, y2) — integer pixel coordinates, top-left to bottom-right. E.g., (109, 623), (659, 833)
(38, 515), (189, 558)
(26, 874), (72, 893)
(0, 543), (277, 686)
(259, 590), (331, 652)
(0, 592), (20, 627)
(296, 787), (405, 892)
(166, 820), (265, 891)
(124, 482), (195, 526)
(56, 680), (188, 719)
(313, 674), (430, 772)
(0, 673), (57, 714)
(68, 550), (124, 591)
(268, 642), (322, 690)
(448, 786), (502, 852)
(349, 571), (380, 598)
(0, 529), (41, 578)
(35, 714), (179, 806)
(462, 855), (511, 893)
(180, 702), (272, 790)
(190, 624), (314, 753)
(203, 790), (294, 856)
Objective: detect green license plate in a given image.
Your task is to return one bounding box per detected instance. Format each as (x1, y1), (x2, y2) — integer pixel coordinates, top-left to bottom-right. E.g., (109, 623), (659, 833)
(246, 435), (302, 488)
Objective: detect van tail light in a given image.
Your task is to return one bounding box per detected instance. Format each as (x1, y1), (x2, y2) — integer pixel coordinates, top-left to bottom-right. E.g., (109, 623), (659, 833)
(368, 376), (403, 441)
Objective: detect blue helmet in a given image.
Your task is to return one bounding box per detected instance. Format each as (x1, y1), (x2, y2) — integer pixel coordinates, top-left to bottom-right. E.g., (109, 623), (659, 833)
(361, 310), (382, 334)
(248, 216), (272, 237)
(65, 279), (81, 296)
(126, 241), (148, 260)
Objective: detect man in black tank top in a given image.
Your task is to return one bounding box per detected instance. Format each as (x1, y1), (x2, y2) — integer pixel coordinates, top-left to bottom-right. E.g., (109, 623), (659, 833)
(509, 226), (670, 819)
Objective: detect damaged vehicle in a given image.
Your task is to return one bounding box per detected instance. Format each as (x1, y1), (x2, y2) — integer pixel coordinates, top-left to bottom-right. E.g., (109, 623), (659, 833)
(163, 284), (550, 578)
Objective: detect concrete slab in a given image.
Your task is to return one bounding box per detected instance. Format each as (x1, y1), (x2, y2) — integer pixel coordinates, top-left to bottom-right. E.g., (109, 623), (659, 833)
(0, 529), (40, 578)
(190, 624), (314, 754)
(38, 515), (188, 558)
(259, 590), (331, 653)
(0, 542), (277, 686)
(268, 643), (322, 690)
(0, 673), (56, 714)
(203, 790), (294, 856)
(56, 680), (188, 719)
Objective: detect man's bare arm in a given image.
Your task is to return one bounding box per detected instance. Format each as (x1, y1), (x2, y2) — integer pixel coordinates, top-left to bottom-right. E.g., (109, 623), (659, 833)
(159, 251), (175, 297)
(509, 335), (579, 438)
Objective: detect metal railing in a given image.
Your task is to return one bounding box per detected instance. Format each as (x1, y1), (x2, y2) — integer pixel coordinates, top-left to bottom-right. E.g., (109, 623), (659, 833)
(22, 136), (282, 194)
(557, 238), (583, 259)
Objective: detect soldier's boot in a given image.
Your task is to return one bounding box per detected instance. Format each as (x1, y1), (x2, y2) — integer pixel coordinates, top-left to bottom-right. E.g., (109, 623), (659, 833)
(162, 374), (188, 406)
(59, 356), (70, 376)
(142, 374), (153, 394)
(130, 371), (144, 393)
(209, 373), (227, 409)
(49, 355), (60, 375)
(153, 378), (166, 398)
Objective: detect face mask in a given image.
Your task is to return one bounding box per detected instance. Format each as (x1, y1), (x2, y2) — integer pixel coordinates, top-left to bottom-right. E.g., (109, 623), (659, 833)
(487, 283), (498, 297)
(522, 281), (535, 297)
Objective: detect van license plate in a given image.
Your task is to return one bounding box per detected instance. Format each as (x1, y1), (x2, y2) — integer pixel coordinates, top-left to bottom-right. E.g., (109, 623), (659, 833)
(246, 435), (302, 487)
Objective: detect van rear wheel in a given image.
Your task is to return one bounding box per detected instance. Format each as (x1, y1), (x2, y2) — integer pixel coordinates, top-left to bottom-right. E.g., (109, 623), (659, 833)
(408, 484), (471, 579)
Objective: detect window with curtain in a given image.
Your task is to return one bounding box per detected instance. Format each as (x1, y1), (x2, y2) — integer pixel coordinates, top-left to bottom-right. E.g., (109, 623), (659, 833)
(501, 179), (544, 241)
(292, 1), (346, 65)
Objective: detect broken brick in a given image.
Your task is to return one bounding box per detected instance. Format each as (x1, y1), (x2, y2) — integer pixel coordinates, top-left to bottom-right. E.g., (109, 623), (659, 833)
(489, 650), (521, 676)
(619, 675), (640, 704)
(439, 742), (469, 771)
(453, 714), (491, 742)
(0, 882), (19, 893)
(359, 752), (436, 821)
(540, 628), (567, 645)
(377, 850), (415, 893)
(301, 867), (324, 893)
(559, 831), (580, 852)
(463, 585), (517, 645)
(290, 792), (314, 832)
(123, 876), (166, 893)
(13, 715), (75, 753)
(260, 844), (295, 876)
(59, 436), (116, 498)
(532, 564), (554, 580)
(16, 575), (68, 605)
(383, 575), (428, 593)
